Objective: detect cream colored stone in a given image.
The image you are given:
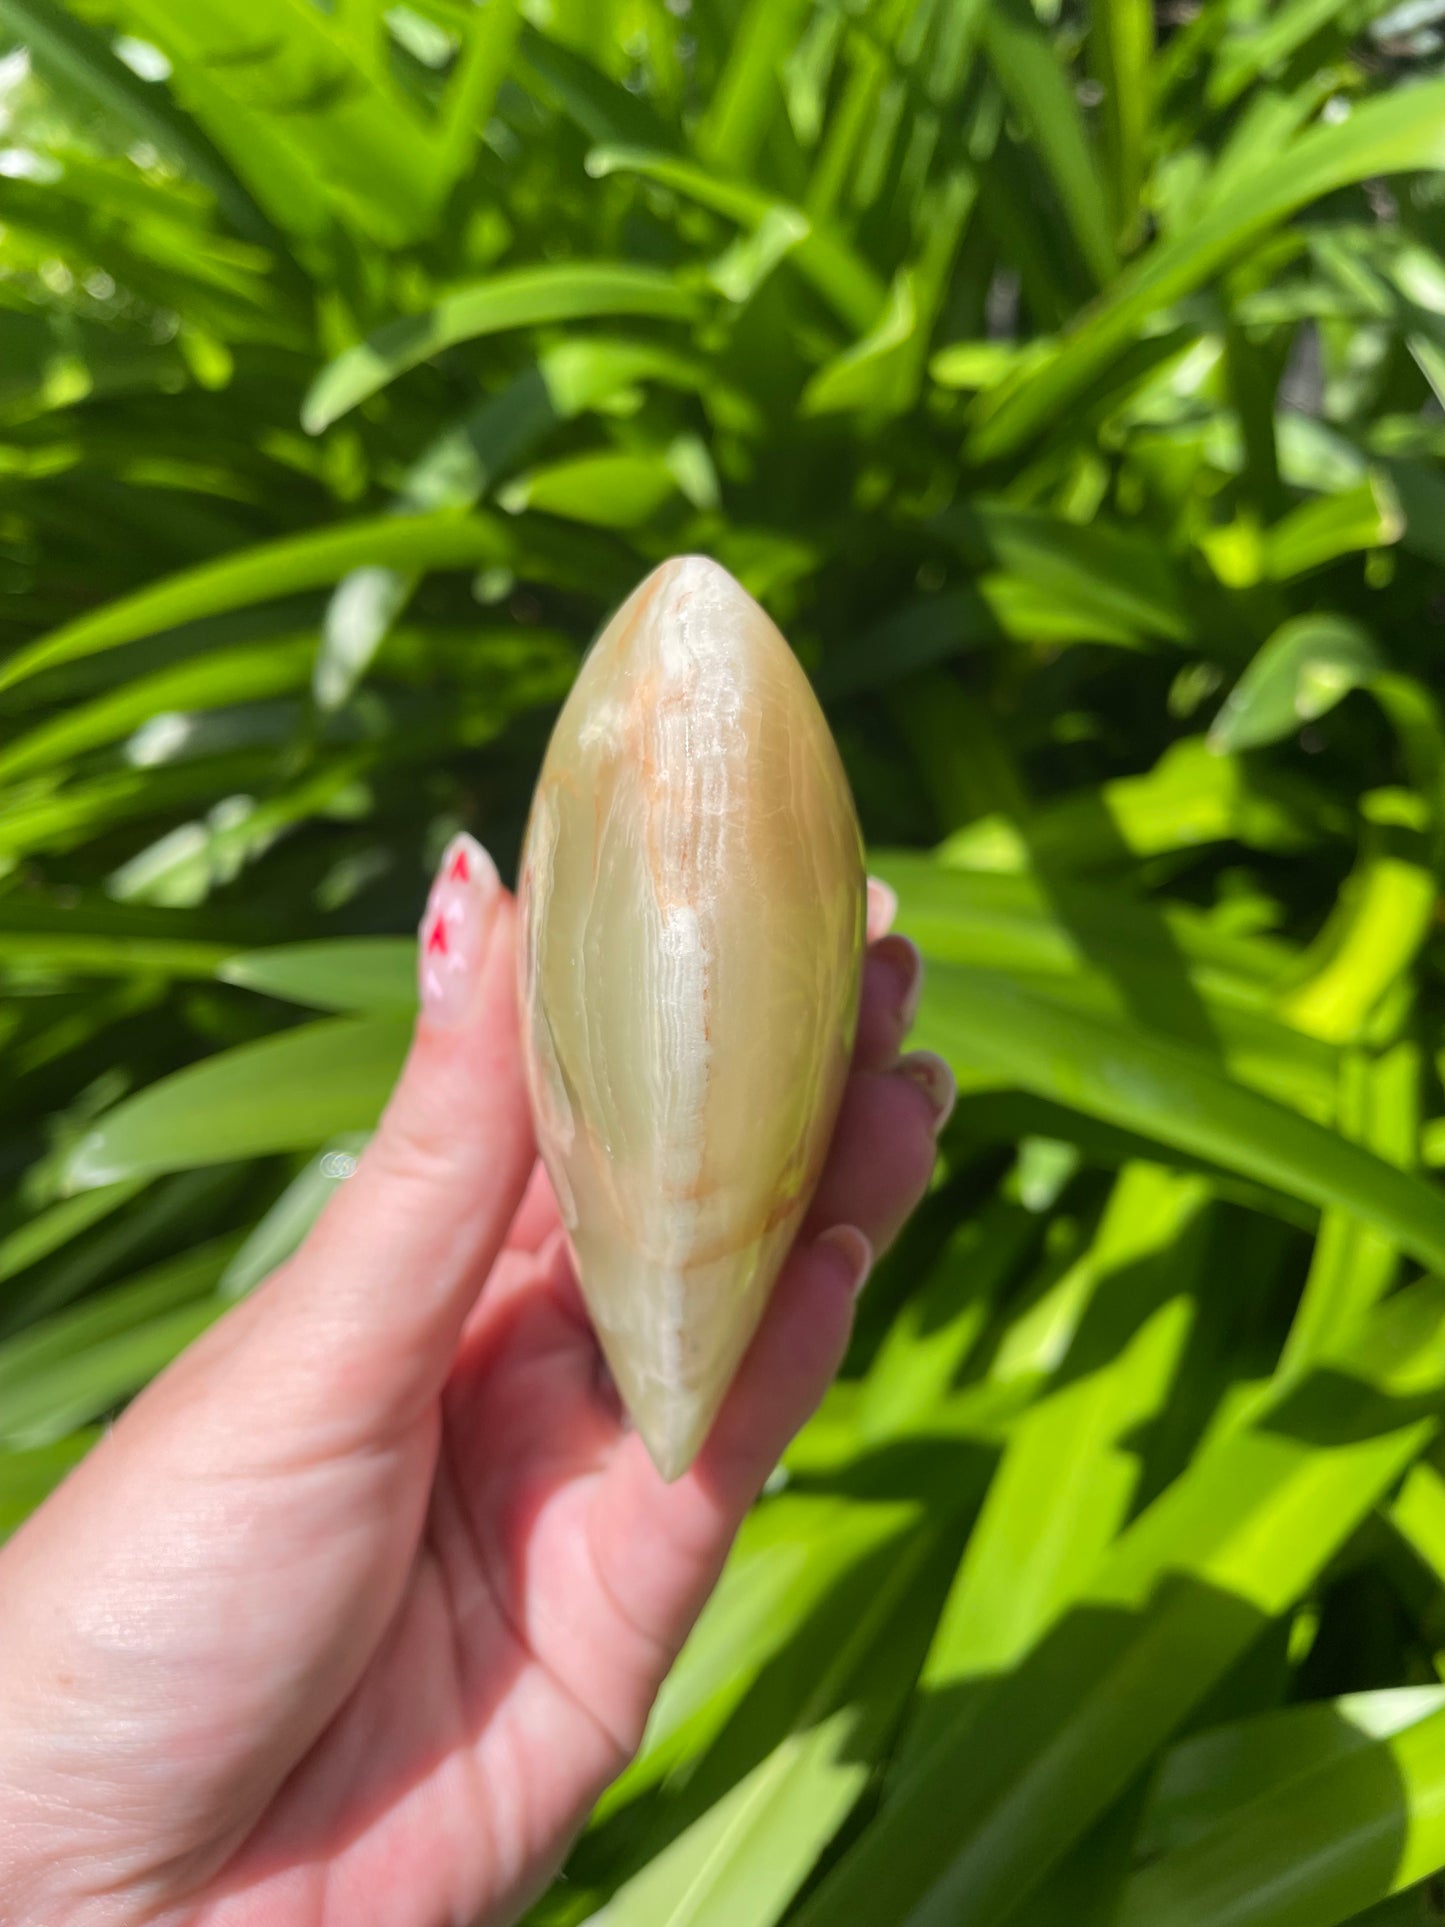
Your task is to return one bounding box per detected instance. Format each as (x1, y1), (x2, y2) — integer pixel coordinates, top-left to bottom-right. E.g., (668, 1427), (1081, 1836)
(517, 555), (865, 1480)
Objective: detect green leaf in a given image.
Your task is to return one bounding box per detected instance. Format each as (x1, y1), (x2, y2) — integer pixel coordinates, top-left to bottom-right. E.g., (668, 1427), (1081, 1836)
(908, 1167), (1210, 1738)
(1088, 0), (1153, 241)
(1279, 1043), (1417, 1374)
(0, 636), (316, 784)
(0, 1169), (242, 1336)
(0, 1182), (147, 1288)
(432, 0), (521, 203)
(0, 515), (516, 693)
(515, 21), (677, 148)
(1140, 1686), (1445, 1862)
(601, 1523), (952, 1927)
(876, 857), (1294, 1004)
(219, 1133), (371, 1299)
(694, 0), (813, 174)
(794, 1280), (1445, 1926)
(0, 925), (232, 980)
(60, 1015), (414, 1189)
(819, 591), (1002, 696)
(217, 938), (415, 1012)
(114, 0), (443, 247)
(971, 81), (1445, 460)
(1278, 790), (1437, 1043)
(1264, 473), (1405, 580)
(936, 737), (1339, 872)
(801, 270), (920, 417)
(940, 501), (1194, 645)
(1210, 615), (1385, 753)
(982, 0), (1119, 288)
(1117, 1698), (1445, 1926)
(0, 1235), (237, 1443)
(1209, 0), (1384, 109)
(874, 855), (1338, 1118)
(930, 338), (1051, 391)
(611, 1495), (926, 1814)
(858, 1196), (1039, 1440)
(0, 1432), (99, 1541)
(915, 963), (1445, 1275)
(0, 0), (272, 241)
(314, 567), (417, 712)
(584, 147), (885, 330)
(1388, 1453), (1445, 1589)
(301, 265), (698, 432)
(499, 449), (682, 528)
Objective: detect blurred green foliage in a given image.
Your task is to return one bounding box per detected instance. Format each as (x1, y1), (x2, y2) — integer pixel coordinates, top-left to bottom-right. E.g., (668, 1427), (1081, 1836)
(3, 0), (1445, 1919)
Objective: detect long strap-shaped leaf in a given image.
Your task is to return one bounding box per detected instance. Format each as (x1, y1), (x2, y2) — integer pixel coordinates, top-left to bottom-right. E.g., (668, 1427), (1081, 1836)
(302, 264), (698, 431)
(916, 961), (1445, 1277)
(59, 1015), (414, 1191)
(0, 1234), (240, 1445)
(793, 1279), (1445, 1926)
(0, 513), (517, 694)
(585, 148), (885, 331)
(115, 0), (440, 247)
(903, 1166), (1211, 1763)
(0, 0), (274, 242)
(969, 79), (1445, 461)
(1117, 1693), (1445, 1926)
(982, 0), (1118, 289)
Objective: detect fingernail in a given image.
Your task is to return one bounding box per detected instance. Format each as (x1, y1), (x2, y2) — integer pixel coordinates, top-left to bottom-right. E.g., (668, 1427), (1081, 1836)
(814, 1223), (873, 1296)
(418, 832), (501, 1027)
(868, 877), (898, 939)
(897, 1050), (957, 1136)
(873, 933), (923, 1033)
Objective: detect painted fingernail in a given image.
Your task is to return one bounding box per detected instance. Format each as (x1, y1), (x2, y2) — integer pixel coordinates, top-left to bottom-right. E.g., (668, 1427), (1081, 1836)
(873, 933), (923, 1033)
(418, 832), (501, 1027)
(814, 1223), (873, 1296)
(897, 1050), (957, 1136)
(867, 877), (898, 939)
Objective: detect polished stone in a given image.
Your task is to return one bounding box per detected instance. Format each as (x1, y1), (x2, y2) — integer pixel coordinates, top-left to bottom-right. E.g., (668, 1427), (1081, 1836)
(517, 556), (865, 1479)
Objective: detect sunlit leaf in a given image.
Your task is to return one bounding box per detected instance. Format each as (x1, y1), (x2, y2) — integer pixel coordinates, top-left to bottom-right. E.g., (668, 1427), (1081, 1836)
(61, 1017), (413, 1189)
(1210, 615), (1385, 753)
(302, 265), (698, 432)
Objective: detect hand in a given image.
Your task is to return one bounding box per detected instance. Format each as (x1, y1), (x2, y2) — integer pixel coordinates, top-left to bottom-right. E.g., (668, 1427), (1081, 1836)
(0, 839), (950, 1927)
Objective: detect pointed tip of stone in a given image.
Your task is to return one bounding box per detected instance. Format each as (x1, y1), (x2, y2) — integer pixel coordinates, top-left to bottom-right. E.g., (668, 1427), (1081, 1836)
(635, 1400), (714, 1483)
(646, 552), (757, 615)
(606, 1329), (722, 1483)
(653, 550), (733, 585)
(584, 1246), (779, 1487)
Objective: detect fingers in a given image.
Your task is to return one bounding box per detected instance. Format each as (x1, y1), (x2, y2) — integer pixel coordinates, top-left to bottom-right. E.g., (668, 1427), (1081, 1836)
(250, 835), (537, 1441)
(802, 1055), (950, 1254)
(582, 1229), (867, 1684)
(815, 878), (952, 1251)
(867, 876), (898, 943)
(853, 933), (922, 1070)
(440, 869), (946, 1728)
(505, 1160), (562, 1254)
(582, 957), (946, 1666)
(689, 1225), (871, 1508)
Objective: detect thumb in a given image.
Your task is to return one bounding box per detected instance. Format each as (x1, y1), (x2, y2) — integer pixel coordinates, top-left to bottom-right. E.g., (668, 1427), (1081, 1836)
(251, 833), (538, 1441)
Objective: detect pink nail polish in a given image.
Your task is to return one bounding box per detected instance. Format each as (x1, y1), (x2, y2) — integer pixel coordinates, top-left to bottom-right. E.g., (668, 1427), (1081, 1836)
(418, 832), (500, 1027)
(867, 877), (898, 940)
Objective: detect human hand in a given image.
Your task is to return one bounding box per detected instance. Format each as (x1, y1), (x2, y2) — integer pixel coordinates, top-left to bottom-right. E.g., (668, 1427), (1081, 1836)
(0, 838), (950, 1927)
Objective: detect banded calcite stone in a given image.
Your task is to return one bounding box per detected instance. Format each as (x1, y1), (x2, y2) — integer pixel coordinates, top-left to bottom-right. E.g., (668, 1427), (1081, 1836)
(517, 556), (865, 1480)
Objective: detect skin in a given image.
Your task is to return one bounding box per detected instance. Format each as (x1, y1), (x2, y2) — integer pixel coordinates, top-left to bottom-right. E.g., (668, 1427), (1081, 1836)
(0, 877), (944, 1927)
